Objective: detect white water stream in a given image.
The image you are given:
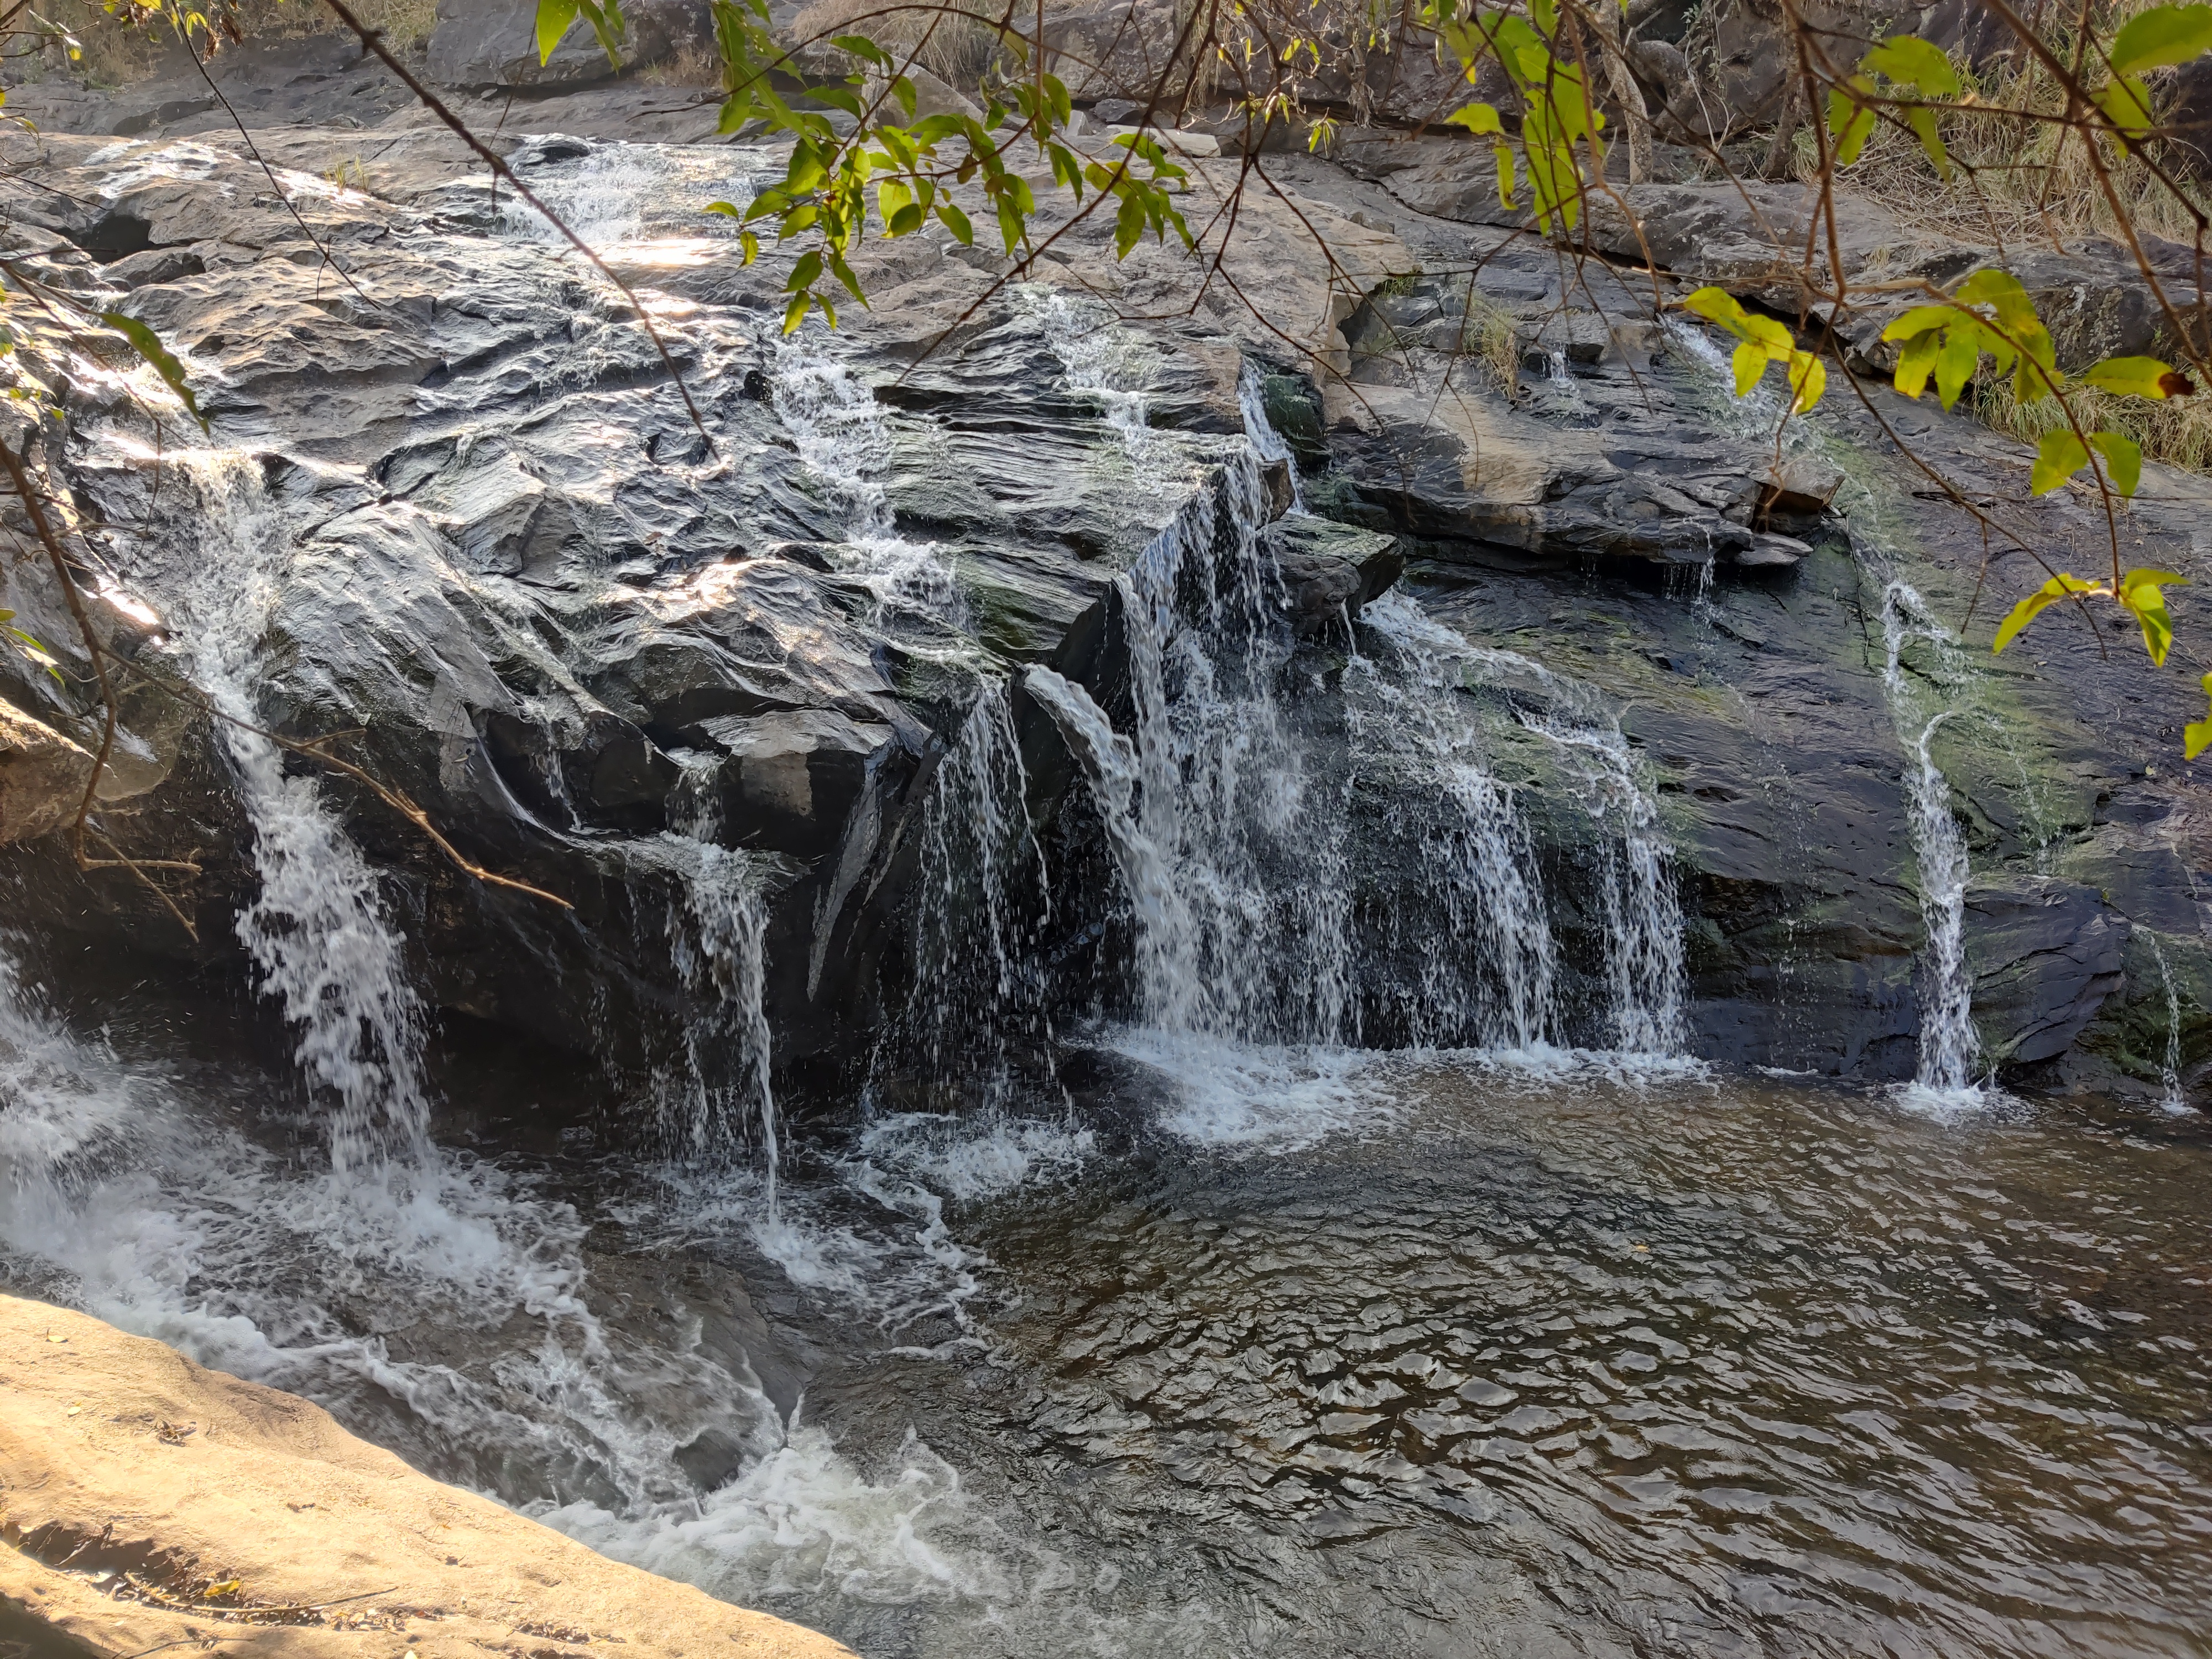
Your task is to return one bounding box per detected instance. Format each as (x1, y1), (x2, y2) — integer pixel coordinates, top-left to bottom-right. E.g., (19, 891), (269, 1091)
(1881, 580), (1981, 1099)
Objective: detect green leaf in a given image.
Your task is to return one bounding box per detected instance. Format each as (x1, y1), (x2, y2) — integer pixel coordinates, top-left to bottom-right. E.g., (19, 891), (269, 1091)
(1882, 304), (1956, 342)
(936, 199), (974, 243)
(1493, 142), (1516, 208)
(1828, 76), (1876, 164)
(888, 202), (924, 236)
(997, 195), (1024, 254)
(1895, 329), (1942, 399)
(535, 0), (578, 64)
(99, 310), (206, 431)
(892, 75), (917, 119)
(2097, 74), (2158, 133)
(2187, 674), (2212, 757)
(2119, 566), (2187, 661)
(2011, 319), (2058, 404)
(785, 249), (823, 293)
(1446, 101), (1504, 135)
(1682, 285), (1749, 331)
(782, 290), (811, 334)
(1934, 328), (1979, 409)
(828, 253), (868, 309)
(2109, 2), (2212, 76)
(1906, 105), (1951, 180)
(1992, 571), (2099, 652)
(2090, 429), (2144, 497)
(739, 229), (760, 264)
(2031, 429), (2090, 494)
(1731, 339), (1766, 398)
(1787, 350), (1826, 414)
(1955, 267), (2037, 328)
(703, 199), (743, 218)
(1114, 190), (1144, 259)
(2083, 354), (2193, 398)
(1863, 34), (1960, 96)
(828, 32), (889, 65)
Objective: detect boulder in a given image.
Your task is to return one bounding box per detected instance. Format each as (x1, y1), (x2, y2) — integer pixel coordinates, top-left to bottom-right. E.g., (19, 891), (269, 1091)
(427, 0), (675, 86)
(0, 1294), (850, 1659)
(0, 701), (92, 846)
(1261, 517), (1403, 634)
(1966, 875), (2130, 1065)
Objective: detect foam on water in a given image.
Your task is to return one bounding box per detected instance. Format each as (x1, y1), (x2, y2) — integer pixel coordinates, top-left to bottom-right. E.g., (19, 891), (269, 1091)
(770, 335), (967, 628)
(1107, 1027), (1402, 1151)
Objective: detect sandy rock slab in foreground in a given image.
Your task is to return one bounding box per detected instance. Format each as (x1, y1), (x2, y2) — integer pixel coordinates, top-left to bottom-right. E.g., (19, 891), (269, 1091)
(0, 1295), (849, 1659)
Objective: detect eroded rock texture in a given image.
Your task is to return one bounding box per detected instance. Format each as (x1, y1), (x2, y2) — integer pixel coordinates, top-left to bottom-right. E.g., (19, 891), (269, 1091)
(0, 32), (2202, 1109)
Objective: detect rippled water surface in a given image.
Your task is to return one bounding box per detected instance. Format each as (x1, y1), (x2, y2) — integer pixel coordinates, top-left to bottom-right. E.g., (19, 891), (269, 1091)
(940, 1063), (2212, 1657)
(7, 984), (2210, 1659)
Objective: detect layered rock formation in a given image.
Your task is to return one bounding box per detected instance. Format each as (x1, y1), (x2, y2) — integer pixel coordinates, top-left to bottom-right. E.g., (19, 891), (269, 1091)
(0, 23), (2201, 1100)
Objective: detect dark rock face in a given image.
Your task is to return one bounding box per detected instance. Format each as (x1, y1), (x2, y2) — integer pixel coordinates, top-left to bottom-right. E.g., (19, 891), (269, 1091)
(1966, 877), (2130, 1066)
(0, 53), (2203, 1109)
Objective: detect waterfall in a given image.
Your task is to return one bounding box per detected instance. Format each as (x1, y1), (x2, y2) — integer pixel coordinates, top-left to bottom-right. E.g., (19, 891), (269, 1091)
(1881, 581), (1979, 1096)
(1350, 597), (1558, 1051)
(1032, 289), (1167, 462)
(1452, 645), (1687, 1055)
(659, 758), (780, 1196)
(1112, 447), (1360, 1043)
(769, 336), (966, 629)
(893, 680), (1056, 1111)
(2151, 933), (2188, 1114)
(1021, 665), (1174, 928)
(159, 451), (433, 1169)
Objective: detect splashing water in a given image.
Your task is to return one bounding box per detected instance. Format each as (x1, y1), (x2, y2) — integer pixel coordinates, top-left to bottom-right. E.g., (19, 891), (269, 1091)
(1454, 644), (1688, 1054)
(769, 337), (965, 626)
(657, 757), (781, 1196)
(889, 680), (1057, 1112)
(160, 451), (432, 1169)
(2150, 933), (2189, 1114)
(1881, 581), (1980, 1100)
(1351, 596), (1558, 1051)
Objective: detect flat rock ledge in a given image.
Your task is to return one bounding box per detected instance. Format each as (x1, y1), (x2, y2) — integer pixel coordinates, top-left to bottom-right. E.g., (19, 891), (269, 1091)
(0, 1295), (848, 1659)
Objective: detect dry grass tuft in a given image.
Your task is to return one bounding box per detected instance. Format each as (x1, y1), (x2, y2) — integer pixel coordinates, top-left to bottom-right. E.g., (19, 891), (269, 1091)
(1803, 6), (2212, 251)
(39, 0), (439, 88)
(1974, 374), (2212, 477)
(786, 0), (1009, 89)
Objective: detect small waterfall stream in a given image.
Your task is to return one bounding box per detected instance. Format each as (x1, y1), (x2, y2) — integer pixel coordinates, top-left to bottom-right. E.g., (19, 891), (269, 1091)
(166, 450), (435, 1168)
(1881, 580), (1980, 1097)
(660, 758), (781, 1192)
(1452, 643), (1687, 1054)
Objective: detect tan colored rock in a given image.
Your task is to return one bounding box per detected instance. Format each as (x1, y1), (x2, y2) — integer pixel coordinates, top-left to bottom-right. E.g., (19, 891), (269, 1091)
(0, 1294), (853, 1659)
(0, 700), (93, 846)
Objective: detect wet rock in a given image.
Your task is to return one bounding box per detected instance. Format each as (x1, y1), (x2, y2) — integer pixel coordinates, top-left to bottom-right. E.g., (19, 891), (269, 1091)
(1966, 877), (2130, 1065)
(427, 0), (672, 86)
(1263, 518), (1402, 634)
(0, 701), (93, 846)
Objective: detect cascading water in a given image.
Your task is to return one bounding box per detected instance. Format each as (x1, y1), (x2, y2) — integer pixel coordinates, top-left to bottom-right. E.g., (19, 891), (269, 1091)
(161, 450), (434, 1169)
(658, 757), (781, 1193)
(2150, 932), (2188, 1113)
(888, 680), (1057, 1112)
(1024, 310), (1681, 1061)
(1881, 580), (1979, 1097)
(1449, 643), (1687, 1055)
(769, 336), (967, 628)
(1348, 597), (1558, 1051)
